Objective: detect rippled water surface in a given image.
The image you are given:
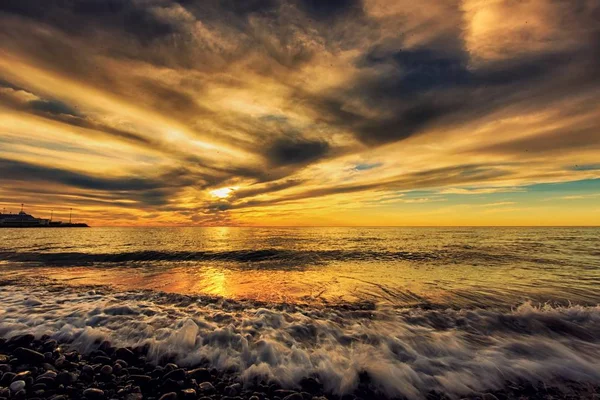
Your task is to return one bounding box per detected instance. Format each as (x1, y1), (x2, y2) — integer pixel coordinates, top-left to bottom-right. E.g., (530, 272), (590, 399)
(1, 227), (599, 308)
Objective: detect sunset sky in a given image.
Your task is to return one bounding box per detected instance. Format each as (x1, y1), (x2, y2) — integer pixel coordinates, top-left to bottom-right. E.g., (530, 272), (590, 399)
(1, 0), (599, 226)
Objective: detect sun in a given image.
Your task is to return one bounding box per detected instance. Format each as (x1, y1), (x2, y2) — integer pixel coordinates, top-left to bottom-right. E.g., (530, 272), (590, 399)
(210, 187), (237, 199)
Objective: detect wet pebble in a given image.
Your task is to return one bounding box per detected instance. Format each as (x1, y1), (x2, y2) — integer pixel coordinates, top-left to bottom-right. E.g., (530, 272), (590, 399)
(188, 367), (211, 383)
(83, 387), (105, 399)
(9, 380), (26, 393)
(224, 382), (242, 396)
(158, 392), (177, 400)
(198, 381), (215, 394)
(100, 365), (113, 375)
(14, 347), (45, 364)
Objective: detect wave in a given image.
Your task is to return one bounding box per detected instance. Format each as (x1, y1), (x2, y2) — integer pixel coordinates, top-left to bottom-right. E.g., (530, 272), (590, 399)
(1, 282), (599, 399)
(0, 249), (441, 266)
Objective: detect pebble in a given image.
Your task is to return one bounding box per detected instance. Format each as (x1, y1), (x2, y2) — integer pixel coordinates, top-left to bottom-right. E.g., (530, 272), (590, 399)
(83, 388), (105, 399)
(181, 388), (196, 399)
(129, 374), (152, 385)
(0, 372), (16, 385)
(158, 393), (177, 400)
(37, 370), (57, 380)
(224, 382), (242, 396)
(14, 347), (45, 364)
(163, 368), (186, 381)
(198, 381), (215, 394)
(100, 365), (113, 375)
(115, 348), (135, 363)
(9, 380), (26, 393)
(188, 367), (211, 383)
(92, 355), (111, 365)
(56, 371), (74, 385)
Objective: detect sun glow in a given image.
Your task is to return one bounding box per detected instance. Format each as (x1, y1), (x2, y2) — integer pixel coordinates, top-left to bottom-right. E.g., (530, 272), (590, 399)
(210, 187), (237, 199)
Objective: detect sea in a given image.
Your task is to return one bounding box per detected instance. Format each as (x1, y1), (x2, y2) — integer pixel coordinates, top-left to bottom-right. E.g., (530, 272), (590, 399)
(1, 227), (599, 398)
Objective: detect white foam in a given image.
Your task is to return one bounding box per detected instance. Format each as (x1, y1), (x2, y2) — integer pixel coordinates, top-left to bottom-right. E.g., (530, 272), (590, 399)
(1, 284), (599, 399)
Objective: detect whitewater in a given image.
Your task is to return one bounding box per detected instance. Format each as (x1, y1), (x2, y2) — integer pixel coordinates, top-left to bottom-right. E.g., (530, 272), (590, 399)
(1, 279), (600, 399)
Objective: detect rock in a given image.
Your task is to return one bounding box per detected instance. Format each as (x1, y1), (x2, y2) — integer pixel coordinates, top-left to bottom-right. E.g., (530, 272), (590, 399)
(161, 378), (181, 393)
(0, 363), (11, 373)
(10, 380), (26, 393)
(31, 382), (47, 391)
(159, 393), (177, 400)
(283, 393), (304, 400)
(0, 355), (8, 363)
(164, 363), (178, 372)
(163, 368), (186, 381)
(0, 372), (16, 385)
(198, 382), (215, 394)
(125, 394), (143, 400)
(274, 390), (298, 398)
(482, 395), (500, 400)
(43, 339), (58, 351)
(36, 376), (56, 387)
(64, 351), (81, 362)
(250, 396), (260, 400)
(56, 371), (74, 385)
(38, 370), (57, 380)
(100, 365), (113, 375)
(188, 367), (211, 383)
(224, 383), (242, 397)
(128, 375), (152, 385)
(42, 363), (57, 372)
(127, 367), (144, 375)
(181, 388), (196, 399)
(92, 356), (111, 365)
(115, 348), (135, 363)
(14, 347), (45, 364)
(300, 377), (322, 394)
(8, 334), (34, 347)
(83, 388), (105, 399)
(13, 371), (32, 381)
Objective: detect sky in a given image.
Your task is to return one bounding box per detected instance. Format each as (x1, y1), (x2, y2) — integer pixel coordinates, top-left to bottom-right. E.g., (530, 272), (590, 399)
(0, 0), (599, 226)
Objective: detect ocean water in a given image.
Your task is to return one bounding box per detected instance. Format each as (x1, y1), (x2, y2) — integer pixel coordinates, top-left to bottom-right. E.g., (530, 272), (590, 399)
(1, 227), (600, 398)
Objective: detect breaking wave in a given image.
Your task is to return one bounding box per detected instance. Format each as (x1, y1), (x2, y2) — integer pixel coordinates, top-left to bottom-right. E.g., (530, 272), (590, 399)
(0, 248), (564, 268)
(1, 282), (599, 399)
(0, 249), (441, 266)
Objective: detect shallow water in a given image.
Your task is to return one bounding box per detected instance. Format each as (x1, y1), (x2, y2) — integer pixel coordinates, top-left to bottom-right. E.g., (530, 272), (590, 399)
(1, 227), (599, 308)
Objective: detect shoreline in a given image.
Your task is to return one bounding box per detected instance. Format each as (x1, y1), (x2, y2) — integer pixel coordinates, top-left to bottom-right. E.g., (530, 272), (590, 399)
(1, 281), (600, 399)
(1, 333), (597, 400)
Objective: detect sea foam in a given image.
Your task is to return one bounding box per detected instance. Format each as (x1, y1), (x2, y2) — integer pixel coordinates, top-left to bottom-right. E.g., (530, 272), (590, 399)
(1, 282), (599, 399)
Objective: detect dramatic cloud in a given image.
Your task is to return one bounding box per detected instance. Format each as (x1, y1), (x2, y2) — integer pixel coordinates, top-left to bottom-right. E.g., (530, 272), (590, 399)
(0, 0), (599, 226)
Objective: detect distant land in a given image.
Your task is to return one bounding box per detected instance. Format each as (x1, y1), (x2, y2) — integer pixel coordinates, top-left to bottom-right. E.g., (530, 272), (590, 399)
(0, 206), (88, 228)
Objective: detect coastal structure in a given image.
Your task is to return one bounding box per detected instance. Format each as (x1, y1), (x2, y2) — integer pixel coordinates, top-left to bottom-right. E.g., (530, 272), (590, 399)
(0, 205), (89, 228)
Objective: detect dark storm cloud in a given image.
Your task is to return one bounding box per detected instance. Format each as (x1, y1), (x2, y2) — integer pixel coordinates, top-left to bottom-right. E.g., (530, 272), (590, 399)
(0, 0), (179, 42)
(0, 78), (20, 90)
(265, 135), (330, 166)
(297, 0), (364, 19)
(304, 42), (594, 146)
(0, 158), (161, 192)
(28, 99), (81, 117)
(357, 48), (471, 97)
(0, 158), (196, 206)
